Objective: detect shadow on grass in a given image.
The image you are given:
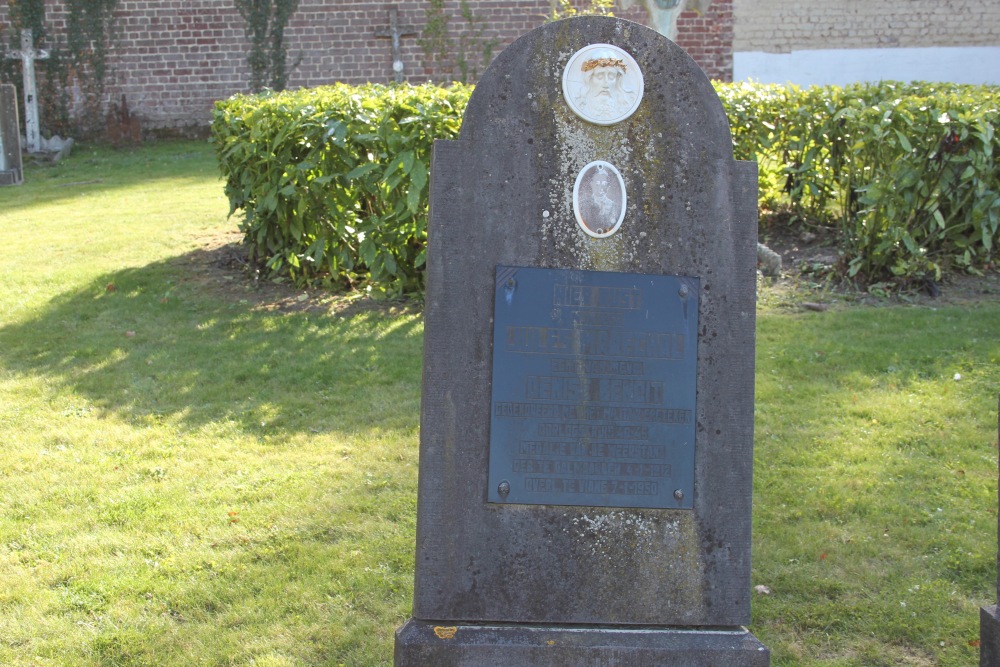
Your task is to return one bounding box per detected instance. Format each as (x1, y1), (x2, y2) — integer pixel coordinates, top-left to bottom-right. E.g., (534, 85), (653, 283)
(756, 304), (1000, 400)
(5, 242), (997, 443)
(749, 304), (1000, 663)
(754, 303), (1000, 478)
(0, 246), (423, 436)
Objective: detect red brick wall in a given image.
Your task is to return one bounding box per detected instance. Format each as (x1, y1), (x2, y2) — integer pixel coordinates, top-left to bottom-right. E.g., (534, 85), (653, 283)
(675, 1), (733, 85)
(0, 1), (732, 135)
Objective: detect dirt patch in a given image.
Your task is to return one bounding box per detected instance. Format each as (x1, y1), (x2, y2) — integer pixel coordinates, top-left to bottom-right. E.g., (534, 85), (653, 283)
(186, 228), (998, 315)
(759, 222), (1000, 309)
(179, 229), (420, 318)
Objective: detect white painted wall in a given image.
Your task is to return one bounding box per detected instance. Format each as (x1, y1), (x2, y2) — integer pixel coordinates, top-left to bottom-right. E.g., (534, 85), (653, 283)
(734, 46), (1000, 86)
(732, 0), (1000, 86)
(733, 0), (1000, 52)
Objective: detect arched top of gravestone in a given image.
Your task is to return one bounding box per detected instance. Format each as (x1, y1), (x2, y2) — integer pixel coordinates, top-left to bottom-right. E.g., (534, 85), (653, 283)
(459, 16), (733, 161)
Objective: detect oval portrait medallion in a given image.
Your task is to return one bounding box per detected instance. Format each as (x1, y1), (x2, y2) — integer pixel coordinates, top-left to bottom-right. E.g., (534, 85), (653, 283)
(573, 160), (627, 238)
(562, 43), (644, 126)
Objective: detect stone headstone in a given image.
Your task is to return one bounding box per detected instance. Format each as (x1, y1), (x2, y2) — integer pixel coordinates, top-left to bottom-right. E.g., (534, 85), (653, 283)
(0, 83), (23, 186)
(395, 16), (767, 665)
(980, 396), (1000, 666)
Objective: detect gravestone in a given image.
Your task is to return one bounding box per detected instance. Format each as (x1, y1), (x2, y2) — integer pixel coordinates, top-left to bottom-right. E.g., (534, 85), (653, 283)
(0, 83), (23, 186)
(980, 396), (1000, 666)
(5, 29), (49, 154)
(395, 15), (767, 665)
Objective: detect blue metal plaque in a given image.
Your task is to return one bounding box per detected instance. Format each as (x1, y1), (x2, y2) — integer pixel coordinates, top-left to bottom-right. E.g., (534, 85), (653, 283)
(488, 266), (698, 509)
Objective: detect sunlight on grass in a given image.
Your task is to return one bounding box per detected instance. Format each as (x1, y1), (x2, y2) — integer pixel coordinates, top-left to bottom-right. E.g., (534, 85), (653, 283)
(0, 143), (419, 665)
(0, 143), (228, 328)
(0, 142), (997, 666)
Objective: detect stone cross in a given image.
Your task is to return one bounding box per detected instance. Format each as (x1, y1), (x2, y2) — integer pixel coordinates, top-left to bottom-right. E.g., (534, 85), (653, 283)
(374, 7), (417, 83)
(5, 29), (49, 154)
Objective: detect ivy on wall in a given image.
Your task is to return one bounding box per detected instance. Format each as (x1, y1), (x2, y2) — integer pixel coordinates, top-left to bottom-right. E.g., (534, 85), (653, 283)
(1, 0), (119, 137)
(419, 0), (451, 75)
(419, 0), (498, 83)
(7, 0), (46, 42)
(234, 0), (301, 92)
(65, 0), (119, 134)
(66, 0), (118, 90)
(0, 0), (45, 131)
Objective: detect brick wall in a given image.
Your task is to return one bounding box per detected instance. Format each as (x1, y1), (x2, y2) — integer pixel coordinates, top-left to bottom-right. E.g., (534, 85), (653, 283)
(674, 1), (732, 85)
(0, 1), (733, 135)
(111, 1), (249, 131)
(734, 0), (1000, 53)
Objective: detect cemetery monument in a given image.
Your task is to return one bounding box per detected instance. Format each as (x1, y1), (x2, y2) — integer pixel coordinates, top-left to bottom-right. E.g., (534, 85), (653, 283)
(395, 15), (767, 665)
(375, 6), (418, 83)
(981, 396), (1000, 666)
(0, 83), (22, 185)
(5, 29), (48, 154)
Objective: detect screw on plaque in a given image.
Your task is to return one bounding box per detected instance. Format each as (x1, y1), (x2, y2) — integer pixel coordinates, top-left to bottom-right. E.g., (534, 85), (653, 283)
(504, 278), (517, 305)
(673, 489), (684, 501)
(678, 284), (689, 298)
(498, 480), (511, 498)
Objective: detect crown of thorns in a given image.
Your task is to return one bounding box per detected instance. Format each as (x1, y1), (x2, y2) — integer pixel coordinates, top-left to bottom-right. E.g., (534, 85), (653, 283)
(581, 57), (626, 72)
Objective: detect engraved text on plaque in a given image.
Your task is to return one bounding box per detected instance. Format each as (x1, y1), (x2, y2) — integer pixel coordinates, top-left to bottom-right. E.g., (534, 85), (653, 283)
(488, 266), (698, 509)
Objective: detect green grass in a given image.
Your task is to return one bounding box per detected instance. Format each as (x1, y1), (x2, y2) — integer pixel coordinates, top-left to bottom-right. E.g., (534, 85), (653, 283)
(0, 143), (420, 666)
(754, 303), (1000, 665)
(0, 141), (997, 665)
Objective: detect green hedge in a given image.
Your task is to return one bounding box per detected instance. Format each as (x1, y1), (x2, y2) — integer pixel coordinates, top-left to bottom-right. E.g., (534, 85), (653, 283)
(717, 81), (1000, 283)
(212, 83), (471, 293)
(214, 81), (999, 290)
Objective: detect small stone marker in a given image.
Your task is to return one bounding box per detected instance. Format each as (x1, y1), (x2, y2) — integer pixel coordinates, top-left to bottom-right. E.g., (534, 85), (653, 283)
(0, 83), (23, 186)
(395, 16), (767, 665)
(374, 6), (418, 83)
(5, 29), (49, 154)
(980, 395), (1000, 666)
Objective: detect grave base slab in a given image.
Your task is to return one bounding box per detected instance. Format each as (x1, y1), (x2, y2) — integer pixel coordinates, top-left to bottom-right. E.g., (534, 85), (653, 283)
(395, 619), (769, 666)
(981, 606), (1000, 666)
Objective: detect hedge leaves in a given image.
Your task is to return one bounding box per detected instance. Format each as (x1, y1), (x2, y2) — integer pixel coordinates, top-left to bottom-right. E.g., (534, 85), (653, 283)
(212, 83), (471, 293)
(718, 81), (1000, 285)
(214, 81), (998, 291)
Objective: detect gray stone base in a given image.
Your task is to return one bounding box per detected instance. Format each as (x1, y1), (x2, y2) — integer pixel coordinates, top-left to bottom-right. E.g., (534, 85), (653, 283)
(395, 619), (769, 666)
(981, 606), (1000, 666)
(0, 169), (21, 186)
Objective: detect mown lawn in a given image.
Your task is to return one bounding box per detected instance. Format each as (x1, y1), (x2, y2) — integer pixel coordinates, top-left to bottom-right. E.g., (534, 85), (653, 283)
(0, 141), (997, 666)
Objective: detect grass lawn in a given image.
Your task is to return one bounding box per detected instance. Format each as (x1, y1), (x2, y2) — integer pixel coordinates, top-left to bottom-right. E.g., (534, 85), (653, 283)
(0, 140), (997, 666)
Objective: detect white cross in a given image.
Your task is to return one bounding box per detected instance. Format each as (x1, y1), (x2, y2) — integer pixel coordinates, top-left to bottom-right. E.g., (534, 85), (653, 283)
(621, 0), (713, 41)
(5, 30), (49, 153)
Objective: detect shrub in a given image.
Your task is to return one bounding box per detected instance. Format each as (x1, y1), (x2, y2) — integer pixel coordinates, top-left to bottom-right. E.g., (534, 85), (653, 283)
(212, 83), (471, 293)
(215, 81), (997, 292)
(717, 81), (1000, 286)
